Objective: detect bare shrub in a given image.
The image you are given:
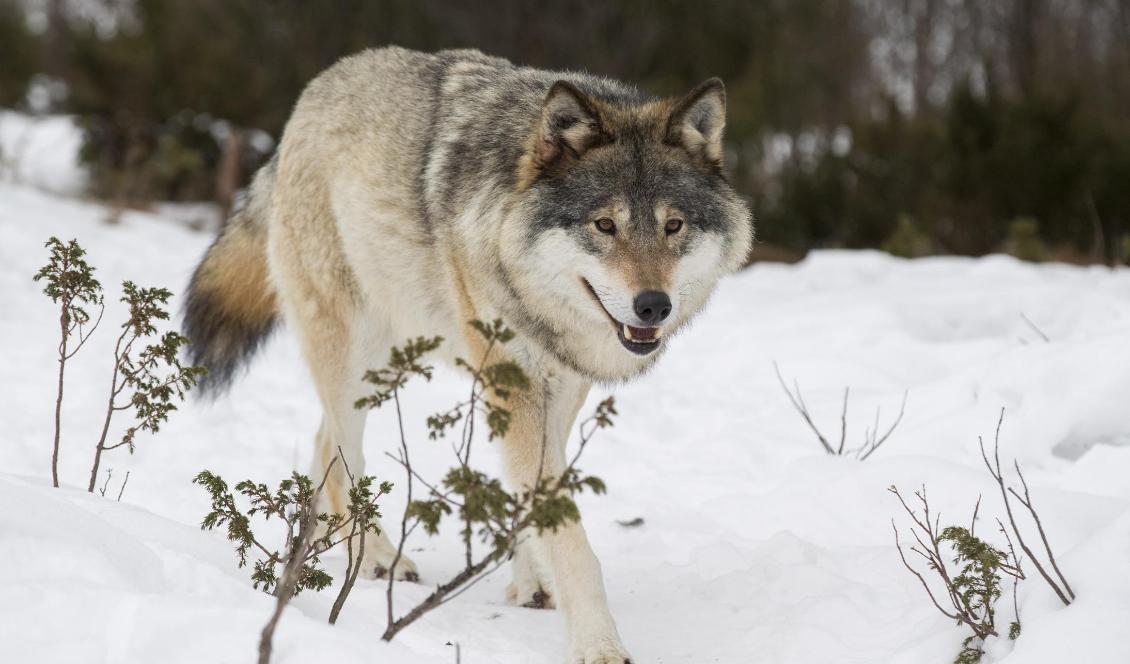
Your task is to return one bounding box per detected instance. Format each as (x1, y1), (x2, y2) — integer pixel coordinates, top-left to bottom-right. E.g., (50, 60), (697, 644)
(775, 362), (906, 459)
(979, 410), (1074, 606)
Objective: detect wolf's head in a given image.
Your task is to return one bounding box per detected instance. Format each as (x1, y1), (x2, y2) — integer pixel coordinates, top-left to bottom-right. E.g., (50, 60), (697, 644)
(499, 78), (753, 382)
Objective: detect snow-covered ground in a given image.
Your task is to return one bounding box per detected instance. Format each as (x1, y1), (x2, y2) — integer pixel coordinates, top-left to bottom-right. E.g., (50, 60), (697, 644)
(3, 178), (1130, 664)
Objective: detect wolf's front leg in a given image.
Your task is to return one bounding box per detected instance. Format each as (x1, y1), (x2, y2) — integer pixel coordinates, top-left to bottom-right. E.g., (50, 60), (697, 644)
(500, 373), (631, 664)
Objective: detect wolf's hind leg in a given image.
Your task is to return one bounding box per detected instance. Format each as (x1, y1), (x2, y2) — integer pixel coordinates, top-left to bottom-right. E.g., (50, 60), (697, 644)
(278, 268), (418, 581)
(311, 410), (419, 582)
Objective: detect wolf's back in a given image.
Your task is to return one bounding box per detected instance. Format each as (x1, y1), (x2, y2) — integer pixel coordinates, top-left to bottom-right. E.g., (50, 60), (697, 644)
(183, 156), (279, 395)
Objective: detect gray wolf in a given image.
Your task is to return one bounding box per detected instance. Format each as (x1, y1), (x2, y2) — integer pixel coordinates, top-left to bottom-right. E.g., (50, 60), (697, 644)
(184, 46), (752, 663)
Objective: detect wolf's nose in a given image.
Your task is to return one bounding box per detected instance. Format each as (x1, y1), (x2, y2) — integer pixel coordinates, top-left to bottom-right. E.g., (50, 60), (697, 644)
(633, 291), (672, 325)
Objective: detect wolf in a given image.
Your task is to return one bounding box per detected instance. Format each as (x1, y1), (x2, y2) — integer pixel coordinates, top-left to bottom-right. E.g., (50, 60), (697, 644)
(184, 46), (751, 662)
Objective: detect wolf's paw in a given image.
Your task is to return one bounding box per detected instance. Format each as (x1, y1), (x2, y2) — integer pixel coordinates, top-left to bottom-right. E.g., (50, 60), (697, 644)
(569, 636), (632, 664)
(506, 542), (555, 608)
(506, 583), (555, 609)
(360, 549), (419, 582)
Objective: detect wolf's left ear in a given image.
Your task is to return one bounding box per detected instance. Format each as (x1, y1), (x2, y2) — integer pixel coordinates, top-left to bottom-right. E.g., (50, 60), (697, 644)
(665, 78), (727, 171)
(530, 81), (611, 171)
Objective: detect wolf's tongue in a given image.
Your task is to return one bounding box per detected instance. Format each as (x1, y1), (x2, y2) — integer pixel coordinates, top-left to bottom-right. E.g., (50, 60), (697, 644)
(623, 324), (659, 342)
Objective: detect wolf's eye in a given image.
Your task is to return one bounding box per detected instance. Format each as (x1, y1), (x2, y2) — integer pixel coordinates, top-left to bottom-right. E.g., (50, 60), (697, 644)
(594, 218), (616, 235)
(665, 218), (684, 235)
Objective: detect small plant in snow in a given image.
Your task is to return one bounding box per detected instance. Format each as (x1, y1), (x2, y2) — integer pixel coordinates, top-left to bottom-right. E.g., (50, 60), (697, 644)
(891, 412), (1074, 663)
(890, 487), (1024, 664)
(87, 281), (206, 492)
(775, 362), (907, 460)
(355, 319), (612, 642)
(96, 468), (130, 501)
(35, 237), (104, 487)
(194, 455), (392, 664)
(35, 236), (205, 493)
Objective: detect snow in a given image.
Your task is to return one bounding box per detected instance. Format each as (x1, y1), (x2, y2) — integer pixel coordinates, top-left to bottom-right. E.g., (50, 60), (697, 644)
(0, 111), (87, 196)
(2, 179), (1130, 663)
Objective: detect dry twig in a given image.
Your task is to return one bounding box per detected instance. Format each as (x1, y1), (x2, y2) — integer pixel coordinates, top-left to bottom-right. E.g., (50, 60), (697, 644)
(329, 448), (370, 625)
(774, 362), (906, 459)
(979, 409), (1073, 606)
(258, 459), (335, 664)
(1019, 313), (1050, 343)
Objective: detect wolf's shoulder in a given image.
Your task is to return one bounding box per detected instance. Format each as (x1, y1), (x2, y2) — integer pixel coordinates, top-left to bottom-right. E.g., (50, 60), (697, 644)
(328, 46), (513, 77)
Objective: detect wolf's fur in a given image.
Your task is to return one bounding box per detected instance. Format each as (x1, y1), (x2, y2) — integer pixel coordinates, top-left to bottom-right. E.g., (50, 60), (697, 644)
(185, 47), (751, 662)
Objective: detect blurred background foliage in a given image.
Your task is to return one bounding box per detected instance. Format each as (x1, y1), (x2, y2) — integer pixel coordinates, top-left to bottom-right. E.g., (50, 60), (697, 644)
(2, 0), (1129, 262)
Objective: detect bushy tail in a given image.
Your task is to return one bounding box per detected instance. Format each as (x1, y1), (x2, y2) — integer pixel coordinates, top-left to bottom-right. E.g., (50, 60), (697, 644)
(183, 157), (279, 395)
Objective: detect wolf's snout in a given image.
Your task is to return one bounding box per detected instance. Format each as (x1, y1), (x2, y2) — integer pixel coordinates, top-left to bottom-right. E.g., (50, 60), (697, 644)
(633, 290), (672, 325)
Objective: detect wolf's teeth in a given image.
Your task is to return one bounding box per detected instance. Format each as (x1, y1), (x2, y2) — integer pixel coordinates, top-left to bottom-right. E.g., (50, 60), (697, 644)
(654, 328), (663, 339)
(622, 323), (633, 341)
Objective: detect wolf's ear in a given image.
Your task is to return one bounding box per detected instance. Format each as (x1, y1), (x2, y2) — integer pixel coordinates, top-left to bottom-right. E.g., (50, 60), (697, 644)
(665, 78), (727, 171)
(530, 81), (611, 171)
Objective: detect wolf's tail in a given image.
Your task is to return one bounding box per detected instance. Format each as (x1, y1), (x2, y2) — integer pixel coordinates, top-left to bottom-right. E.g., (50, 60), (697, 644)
(183, 156), (279, 396)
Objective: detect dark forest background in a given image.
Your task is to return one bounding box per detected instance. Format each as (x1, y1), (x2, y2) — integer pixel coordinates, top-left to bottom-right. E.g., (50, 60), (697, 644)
(2, 0), (1129, 262)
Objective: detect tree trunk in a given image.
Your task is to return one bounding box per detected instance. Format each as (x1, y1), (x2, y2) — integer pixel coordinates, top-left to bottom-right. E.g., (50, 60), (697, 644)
(52, 306), (68, 488)
(215, 128), (244, 223)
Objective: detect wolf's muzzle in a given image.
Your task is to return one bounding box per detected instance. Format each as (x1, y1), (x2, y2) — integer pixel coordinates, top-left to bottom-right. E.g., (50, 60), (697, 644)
(581, 279), (664, 356)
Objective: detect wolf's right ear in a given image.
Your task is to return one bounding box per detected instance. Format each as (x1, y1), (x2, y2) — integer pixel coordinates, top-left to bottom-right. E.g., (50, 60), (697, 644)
(528, 81), (611, 172)
(665, 78), (727, 172)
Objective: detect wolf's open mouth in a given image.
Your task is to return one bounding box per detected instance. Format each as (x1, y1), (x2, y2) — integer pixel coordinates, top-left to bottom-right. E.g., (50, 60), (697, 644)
(581, 279), (663, 356)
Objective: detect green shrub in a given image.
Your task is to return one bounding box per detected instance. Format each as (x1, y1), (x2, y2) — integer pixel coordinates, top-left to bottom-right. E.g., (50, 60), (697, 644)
(1006, 217), (1046, 262)
(882, 214), (931, 258)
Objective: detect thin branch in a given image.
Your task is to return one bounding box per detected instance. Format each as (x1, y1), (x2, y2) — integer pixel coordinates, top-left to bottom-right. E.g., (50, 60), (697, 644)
(98, 469), (114, 497)
(838, 387), (849, 454)
(428, 551), (511, 610)
(979, 410), (1072, 606)
(386, 387), (416, 633)
(859, 391), (908, 461)
(66, 303), (105, 359)
(329, 447), (366, 625)
(384, 451), (464, 509)
(382, 543), (510, 641)
(88, 328), (130, 492)
(970, 494), (982, 537)
(1020, 313), (1050, 343)
(1009, 462), (1074, 600)
(997, 518), (1024, 638)
(774, 362), (835, 454)
(258, 476), (325, 664)
(892, 521), (961, 622)
(116, 471), (130, 501)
